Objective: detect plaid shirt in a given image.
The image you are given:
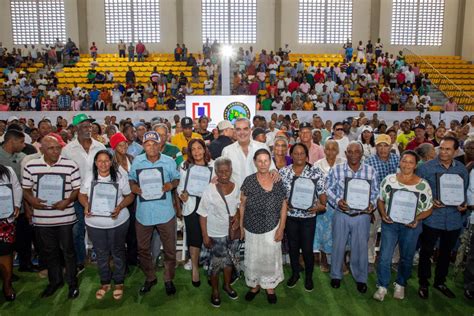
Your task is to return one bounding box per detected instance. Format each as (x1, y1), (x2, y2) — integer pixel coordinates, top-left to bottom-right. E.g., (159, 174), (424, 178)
(364, 153), (399, 185)
(326, 162), (379, 213)
(57, 94), (71, 110)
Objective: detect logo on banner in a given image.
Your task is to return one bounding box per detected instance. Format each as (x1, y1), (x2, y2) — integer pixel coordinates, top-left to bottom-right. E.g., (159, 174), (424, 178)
(192, 102), (211, 119)
(223, 102), (250, 124)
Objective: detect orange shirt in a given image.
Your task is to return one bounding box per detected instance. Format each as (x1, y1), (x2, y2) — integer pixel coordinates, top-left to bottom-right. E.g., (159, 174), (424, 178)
(146, 97), (157, 110)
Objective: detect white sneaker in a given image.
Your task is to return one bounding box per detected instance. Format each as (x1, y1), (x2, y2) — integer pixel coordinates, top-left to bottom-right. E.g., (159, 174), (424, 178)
(393, 282), (405, 300)
(183, 259), (192, 271)
(373, 286), (387, 301)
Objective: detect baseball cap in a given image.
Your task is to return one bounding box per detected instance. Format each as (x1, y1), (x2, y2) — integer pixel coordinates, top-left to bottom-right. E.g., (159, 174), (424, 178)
(143, 131), (161, 144)
(46, 132), (66, 148)
(181, 117), (193, 129)
(299, 122), (312, 130)
(361, 125), (373, 133)
(72, 113), (95, 126)
(375, 134), (391, 146)
(217, 120), (233, 131)
(252, 128), (266, 140)
(133, 121), (145, 128)
(7, 116), (19, 123)
(414, 124), (426, 130)
(109, 132), (127, 150)
(312, 128), (321, 134)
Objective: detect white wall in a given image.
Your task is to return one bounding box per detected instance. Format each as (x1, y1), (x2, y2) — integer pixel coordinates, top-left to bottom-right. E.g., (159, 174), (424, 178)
(379, 0), (460, 56)
(461, 0), (474, 62)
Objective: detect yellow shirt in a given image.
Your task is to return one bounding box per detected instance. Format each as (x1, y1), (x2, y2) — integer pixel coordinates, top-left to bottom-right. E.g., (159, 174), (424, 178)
(396, 131), (415, 150)
(171, 132), (203, 160)
(303, 101), (314, 111)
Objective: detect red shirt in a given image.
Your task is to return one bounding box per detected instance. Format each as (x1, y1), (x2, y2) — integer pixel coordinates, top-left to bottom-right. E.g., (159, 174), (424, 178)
(288, 81), (300, 93)
(346, 101), (358, 111)
(380, 92), (390, 104)
(249, 82), (259, 95)
(396, 73), (405, 85)
(366, 100), (378, 111)
(405, 138), (433, 150)
(136, 43), (145, 54)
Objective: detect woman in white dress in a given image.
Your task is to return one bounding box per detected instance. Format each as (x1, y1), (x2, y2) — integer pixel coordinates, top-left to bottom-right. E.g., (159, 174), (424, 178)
(313, 140), (346, 272)
(357, 40), (365, 61)
(240, 149), (287, 304)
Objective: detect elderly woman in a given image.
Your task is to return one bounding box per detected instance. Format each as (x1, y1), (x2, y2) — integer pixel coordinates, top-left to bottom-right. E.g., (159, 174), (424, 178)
(0, 165), (21, 301)
(280, 143), (327, 292)
(198, 157), (240, 308)
(272, 136), (292, 170)
(373, 150), (433, 301)
(240, 149), (287, 304)
(313, 140), (346, 272)
(415, 143), (436, 165)
(78, 150), (135, 300)
(178, 139), (213, 287)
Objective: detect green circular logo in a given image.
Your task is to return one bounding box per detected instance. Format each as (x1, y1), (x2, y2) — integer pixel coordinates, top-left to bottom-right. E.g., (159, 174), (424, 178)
(223, 102), (251, 124)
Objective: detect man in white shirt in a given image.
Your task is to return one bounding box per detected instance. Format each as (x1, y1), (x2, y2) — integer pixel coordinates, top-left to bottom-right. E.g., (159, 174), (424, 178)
(62, 114), (106, 271)
(271, 96), (284, 111)
(221, 118), (276, 188)
(71, 83), (82, 97)
(332, 122), (350, 159)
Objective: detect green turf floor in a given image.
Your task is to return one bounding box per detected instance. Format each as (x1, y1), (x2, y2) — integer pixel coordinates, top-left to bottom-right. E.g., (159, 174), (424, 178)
(0, 264), (473, 316)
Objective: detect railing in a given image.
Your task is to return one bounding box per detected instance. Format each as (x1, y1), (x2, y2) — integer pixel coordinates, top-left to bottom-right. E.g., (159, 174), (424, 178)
(403, 48), (474, 111)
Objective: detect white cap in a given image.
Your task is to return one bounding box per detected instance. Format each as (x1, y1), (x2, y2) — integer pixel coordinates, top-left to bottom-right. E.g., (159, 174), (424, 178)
(217, 120), (233, 131)
(7, 116), (19, 123)
(361, 125), (373, 133)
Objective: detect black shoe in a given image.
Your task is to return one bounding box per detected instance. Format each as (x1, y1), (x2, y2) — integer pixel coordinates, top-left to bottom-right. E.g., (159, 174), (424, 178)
(207, 277), (212, 287)
(165, 281), (176, 296)
(211, 295), (221, 308)
(18, 264), (40, 273)
(330, 279), (341, 289)
(418, 286), (429, 299)
(230, 272), (239, 286)
(3, 289), (16, 302)
(223, 287), (238, 300)
(245, 289), (260, 301)
(192, 280), (201, 288)
(12, 274), (19, 282)
(464, 289), (474, 300)
(287, 274), (300, 288)
(76, 264), (85, 276)
(139, 279), (157, 295)
(68, 287), (80, 299)
(304, 278), (314, 292)
(356, 282), (367, 294)
(40, 283), (64, 298)
(267, 292), (277, 304)
(434, 284), (456, 298)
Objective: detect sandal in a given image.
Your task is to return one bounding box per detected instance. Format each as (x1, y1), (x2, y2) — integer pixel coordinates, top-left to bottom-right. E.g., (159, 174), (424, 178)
(96, 284), (111, 300)
(113, 284), (124, 300)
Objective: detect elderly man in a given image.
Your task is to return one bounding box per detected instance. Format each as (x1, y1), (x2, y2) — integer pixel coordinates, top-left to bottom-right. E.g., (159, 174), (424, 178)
(171, 117), (203, 161)
(326, 141), (379, 293)
(364, 134), (400, 267)
(417, 136), (469, 299)
(129, 131), (180, 296)
(300, 122), (325, 164)
(23, 135), (80, 299)
(209, 120), (234, 160)
(221, 118), (276, 188)
(62, 114), (106, 273)
(405, 124), (433, 151)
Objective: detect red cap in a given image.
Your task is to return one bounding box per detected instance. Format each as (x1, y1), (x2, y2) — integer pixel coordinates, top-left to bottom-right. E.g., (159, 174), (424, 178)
(46, 132), (66, 148)
(109, 132), (127, 150)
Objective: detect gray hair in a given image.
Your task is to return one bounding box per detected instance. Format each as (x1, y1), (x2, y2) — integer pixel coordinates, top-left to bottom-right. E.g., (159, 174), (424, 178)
(214, 157), (232, 171)
(273, 136), (288, 148)
(464, 137), (474, 148)
(415, 143), (435, 159)
(152, 123), (169, 134)
(347, 140), (363, 152)
(234, 117), (250, 128)
(325, 139), (340, 152)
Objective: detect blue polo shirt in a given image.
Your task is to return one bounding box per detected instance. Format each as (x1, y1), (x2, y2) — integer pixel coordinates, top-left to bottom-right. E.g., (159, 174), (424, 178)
(129, 153), (180, 226)
(416, 158), (469, 231)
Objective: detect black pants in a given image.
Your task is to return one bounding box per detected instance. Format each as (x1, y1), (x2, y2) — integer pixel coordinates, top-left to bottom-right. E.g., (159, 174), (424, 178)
(126, 203), (138, 266)
(418, 224), (460, 287)
(36, 225), (77, 288)
(285, 216), (316, 278)
(464, 225), (474, 291)
(14, 214), (33, 269)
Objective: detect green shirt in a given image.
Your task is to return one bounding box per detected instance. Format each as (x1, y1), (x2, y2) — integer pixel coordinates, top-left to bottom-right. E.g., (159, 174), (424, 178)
(261, 98), (273, 111)
(161, 142), (183, 167)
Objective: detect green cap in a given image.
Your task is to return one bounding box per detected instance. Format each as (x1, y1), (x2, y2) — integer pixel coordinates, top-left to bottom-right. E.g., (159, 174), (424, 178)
(72, 113), (95, 126)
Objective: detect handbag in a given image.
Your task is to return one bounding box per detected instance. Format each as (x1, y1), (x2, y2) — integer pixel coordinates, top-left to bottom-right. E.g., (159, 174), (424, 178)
(216, 184), (241, 241)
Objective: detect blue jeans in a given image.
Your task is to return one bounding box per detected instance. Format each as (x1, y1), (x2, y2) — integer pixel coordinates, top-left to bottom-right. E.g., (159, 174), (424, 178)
(137, 53), (144, 62)
(73, 202), (86, 265)
(377, 222), (422, 288)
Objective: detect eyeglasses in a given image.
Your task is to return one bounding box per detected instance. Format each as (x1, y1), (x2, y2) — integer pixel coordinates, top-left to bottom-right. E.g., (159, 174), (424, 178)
(335, 128), (344, 131)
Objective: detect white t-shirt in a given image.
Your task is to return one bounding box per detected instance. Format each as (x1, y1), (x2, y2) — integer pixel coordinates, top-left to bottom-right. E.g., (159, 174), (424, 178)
(204, 80), (214, 89)
(197, 183), (240, 238)
(80, 173), (131, 229)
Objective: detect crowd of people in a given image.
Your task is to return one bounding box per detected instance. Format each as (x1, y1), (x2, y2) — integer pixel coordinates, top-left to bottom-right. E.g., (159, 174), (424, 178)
(0, 39), (464, 112)
(0, 109), (473, 308)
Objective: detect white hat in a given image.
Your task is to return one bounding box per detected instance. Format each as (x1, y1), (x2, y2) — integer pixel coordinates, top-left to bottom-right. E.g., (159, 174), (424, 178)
(7, 116), (19, 123)
(217, 120), (233, 131)
(361, 125), (373, 133)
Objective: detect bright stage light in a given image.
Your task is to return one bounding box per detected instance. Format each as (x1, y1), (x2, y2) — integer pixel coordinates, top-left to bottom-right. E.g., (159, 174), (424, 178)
(221, 45), (234, 57)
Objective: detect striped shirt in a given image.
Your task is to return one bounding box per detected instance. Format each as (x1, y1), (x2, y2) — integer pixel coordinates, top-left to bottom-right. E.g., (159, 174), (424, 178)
(22, 156), (80, 227)
(326, 162), (379, 213)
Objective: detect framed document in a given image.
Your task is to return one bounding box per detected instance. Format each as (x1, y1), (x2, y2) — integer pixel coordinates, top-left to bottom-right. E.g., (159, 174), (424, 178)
(184, 165), (213, 197)
(137, 167), (165, 201)
(436, 173), (466, 206)
(0, 184), (14, 219)
(387, 189), (419, 225)
(36, 173), (65, 207)
(89, 181), (119, 217)
(289, 177), (317, 210)
(343, 177), (372, 212)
